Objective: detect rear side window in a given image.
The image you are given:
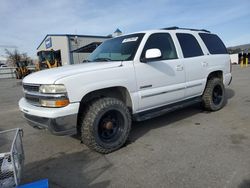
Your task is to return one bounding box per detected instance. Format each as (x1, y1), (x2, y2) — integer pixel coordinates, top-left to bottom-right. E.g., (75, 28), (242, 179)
(141, 33), (177, 61)
(176, 33), (204, 58)
(199, 33), (228, 54)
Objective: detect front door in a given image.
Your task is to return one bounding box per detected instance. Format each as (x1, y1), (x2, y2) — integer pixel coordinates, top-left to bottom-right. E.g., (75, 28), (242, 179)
(134, 33), (186, 111)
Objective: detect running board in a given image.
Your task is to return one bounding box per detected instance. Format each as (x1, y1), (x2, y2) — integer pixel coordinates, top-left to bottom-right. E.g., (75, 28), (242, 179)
(133, 97), (202, 121)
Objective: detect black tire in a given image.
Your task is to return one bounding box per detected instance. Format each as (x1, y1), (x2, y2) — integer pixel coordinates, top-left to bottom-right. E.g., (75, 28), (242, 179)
(40, 63), (48, 70)
(80, 98), (131, 154)
(15, 71), (18, 79)
(15, 71), (21, 79)
(202, 77), (225, 111)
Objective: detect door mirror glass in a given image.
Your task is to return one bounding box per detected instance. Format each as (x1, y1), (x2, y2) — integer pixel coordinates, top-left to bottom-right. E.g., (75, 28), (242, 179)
(145, 48), (162, 60)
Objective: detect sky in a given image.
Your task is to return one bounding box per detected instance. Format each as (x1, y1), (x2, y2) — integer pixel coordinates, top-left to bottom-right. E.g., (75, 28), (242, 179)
(0, 0), (249, 58)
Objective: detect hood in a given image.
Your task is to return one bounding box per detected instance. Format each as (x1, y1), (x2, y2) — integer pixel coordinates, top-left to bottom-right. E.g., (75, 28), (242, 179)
(23, 61), (122, 84)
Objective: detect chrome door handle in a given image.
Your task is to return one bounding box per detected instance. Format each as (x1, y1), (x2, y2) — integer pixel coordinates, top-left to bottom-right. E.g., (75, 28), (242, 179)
(176, 65), (183, 71)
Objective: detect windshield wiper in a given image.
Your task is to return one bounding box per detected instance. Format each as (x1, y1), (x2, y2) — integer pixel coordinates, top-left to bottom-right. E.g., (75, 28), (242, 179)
(93, 58), (112, 62)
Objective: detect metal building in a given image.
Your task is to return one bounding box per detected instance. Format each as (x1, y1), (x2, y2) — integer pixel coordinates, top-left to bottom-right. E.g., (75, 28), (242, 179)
(36, 34), (111, 65)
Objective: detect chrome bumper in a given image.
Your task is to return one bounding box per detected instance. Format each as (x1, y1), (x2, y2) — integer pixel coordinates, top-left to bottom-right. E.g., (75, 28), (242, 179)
(23, 113), (77, 136)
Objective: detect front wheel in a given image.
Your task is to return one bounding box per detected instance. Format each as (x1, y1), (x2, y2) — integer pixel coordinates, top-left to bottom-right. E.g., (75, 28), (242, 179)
(80, 98), (131, 154)
(15, 70), (21, 79)
(202, 77), (225, 111)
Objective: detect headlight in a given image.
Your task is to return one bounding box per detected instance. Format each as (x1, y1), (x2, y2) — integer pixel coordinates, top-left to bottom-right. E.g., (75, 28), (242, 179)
(39, 84), (69, 107)
(39, 84), (67, 94)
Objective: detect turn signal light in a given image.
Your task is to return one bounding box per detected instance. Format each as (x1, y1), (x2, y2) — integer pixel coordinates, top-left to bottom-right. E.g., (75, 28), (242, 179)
(40, 99), (69, 108)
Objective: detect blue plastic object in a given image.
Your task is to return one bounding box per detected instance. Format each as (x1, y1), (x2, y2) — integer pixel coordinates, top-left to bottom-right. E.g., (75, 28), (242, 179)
(17, 179), (48, 188)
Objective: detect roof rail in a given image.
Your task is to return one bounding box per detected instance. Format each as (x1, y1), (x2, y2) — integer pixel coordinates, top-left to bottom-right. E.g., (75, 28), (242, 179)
(161, 26), (210, 33)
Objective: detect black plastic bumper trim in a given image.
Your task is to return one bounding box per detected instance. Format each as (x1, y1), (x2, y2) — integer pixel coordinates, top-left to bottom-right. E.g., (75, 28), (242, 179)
(23, 113), (77, 136)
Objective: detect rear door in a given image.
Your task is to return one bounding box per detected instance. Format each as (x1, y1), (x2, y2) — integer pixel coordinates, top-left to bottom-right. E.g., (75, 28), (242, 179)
(198, 33), (230, 75)
(134, 33), (186, 111)
(176, 33), (207, 98)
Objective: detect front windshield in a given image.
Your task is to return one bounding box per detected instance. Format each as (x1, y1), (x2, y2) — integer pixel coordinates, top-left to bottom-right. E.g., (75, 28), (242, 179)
(39, 51), (54, 62)
(87, 33), (145, 62)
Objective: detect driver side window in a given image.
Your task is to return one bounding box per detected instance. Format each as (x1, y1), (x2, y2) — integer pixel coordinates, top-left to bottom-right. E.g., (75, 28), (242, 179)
(141, 33), (178, 61)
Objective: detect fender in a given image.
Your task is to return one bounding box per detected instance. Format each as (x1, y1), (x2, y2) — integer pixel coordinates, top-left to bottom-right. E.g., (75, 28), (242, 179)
(55, 65), (139, 113)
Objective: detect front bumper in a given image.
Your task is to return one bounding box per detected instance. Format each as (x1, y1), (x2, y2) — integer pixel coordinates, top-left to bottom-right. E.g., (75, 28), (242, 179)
(19, 98), (79, 135)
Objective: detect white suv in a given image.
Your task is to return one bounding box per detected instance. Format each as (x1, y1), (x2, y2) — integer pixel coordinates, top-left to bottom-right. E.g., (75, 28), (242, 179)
(19, 27), (232, 153)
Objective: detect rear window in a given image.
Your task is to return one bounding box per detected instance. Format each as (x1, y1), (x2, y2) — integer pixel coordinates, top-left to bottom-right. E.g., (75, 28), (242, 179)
(199, 33), (228, 54)
(176, 33), (203, 58)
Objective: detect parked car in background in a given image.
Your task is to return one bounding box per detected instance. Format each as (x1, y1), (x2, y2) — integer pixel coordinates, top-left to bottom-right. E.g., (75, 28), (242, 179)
(0, 63), (7, 68)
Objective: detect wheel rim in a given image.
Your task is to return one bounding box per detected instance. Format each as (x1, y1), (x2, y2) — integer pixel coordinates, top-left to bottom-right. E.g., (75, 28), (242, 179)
(98, 110), (125, 143)
(212, 85), (223, 105)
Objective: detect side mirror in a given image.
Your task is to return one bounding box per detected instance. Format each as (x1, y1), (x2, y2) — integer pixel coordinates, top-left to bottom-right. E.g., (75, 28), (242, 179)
(145, 48), (162, 60)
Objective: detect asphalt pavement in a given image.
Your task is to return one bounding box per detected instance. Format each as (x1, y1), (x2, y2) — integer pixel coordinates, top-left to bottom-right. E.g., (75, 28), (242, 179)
(0, 65), (250, 188)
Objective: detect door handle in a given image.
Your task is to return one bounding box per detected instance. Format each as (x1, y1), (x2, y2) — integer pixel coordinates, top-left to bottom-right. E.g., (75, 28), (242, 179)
(202, 62), (208, 67)
(176, 65), (183, 71)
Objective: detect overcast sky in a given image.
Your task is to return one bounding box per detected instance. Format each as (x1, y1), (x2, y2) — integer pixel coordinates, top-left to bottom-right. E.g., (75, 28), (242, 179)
(0, 0), (249, 58)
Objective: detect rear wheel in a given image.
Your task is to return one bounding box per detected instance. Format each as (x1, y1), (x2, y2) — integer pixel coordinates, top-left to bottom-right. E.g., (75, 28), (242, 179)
(202, 77), (225, 111)
(80, 98), (131, 154)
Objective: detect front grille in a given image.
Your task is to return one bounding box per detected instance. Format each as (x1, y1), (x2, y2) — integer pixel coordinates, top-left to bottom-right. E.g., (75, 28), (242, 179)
(25, 94), (40, 105)
(23, 84), (40, 106)
(23, 84), (40, 92)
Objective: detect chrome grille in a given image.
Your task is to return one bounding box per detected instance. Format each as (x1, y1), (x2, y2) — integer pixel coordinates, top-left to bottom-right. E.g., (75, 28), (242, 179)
(23, 84), (39, 93)
(23, 84), (40, 106)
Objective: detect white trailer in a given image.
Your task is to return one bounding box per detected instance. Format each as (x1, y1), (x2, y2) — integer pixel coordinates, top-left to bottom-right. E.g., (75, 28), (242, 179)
(230, 53), (238, 64)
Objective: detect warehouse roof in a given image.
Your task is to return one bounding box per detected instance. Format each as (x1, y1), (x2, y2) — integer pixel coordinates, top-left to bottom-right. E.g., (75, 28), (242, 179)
(114, 28), (122, 33)
(37, 34), (111, 50)
(71, 42), (102, 53)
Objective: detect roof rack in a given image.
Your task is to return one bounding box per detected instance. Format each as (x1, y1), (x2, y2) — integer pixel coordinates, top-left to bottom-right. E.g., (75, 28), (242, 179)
(161, 26), (210, 33)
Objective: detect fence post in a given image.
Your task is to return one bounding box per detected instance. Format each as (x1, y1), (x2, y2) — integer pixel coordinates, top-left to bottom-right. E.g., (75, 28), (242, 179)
(240, 53), (244, 68)
(247, 53), (249, 67)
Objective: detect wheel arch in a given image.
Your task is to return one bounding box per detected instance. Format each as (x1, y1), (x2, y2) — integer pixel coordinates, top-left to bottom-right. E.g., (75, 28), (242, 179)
(202, 70), (223, 95)
(77, 86), (133, 134)
(207, 70), (223, 81)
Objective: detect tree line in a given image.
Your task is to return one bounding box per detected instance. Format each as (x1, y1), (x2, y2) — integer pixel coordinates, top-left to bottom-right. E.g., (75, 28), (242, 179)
(4, 49), (32, 67)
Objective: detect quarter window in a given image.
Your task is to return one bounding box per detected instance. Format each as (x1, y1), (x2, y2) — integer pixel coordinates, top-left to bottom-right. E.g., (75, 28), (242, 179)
(176, 33), (204, 58)
(141, 33), (177, 61)
(199, 33), (228, 54)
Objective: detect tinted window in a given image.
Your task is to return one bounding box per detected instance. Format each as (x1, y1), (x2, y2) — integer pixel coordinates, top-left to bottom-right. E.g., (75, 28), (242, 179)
(176, 33), (203, 58)
(199, 33), (228, 54)
(141, 33), (177, 61)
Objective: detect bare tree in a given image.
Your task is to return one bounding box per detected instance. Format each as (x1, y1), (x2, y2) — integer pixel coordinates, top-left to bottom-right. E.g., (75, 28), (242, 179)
(5, 49), (32, 67)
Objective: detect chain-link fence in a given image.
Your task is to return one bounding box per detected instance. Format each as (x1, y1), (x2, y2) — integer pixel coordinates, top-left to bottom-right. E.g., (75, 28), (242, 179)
(0, 128), (24, 187)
